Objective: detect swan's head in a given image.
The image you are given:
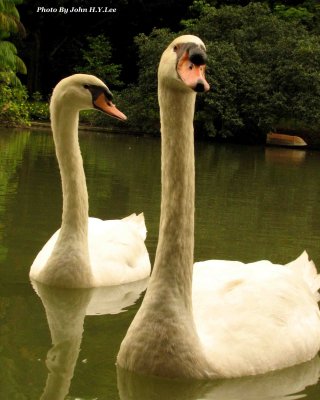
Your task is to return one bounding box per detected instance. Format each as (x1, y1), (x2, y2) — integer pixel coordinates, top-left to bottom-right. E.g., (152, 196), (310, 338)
(50, 74), (127, 120)
(158, 35), (210, 93)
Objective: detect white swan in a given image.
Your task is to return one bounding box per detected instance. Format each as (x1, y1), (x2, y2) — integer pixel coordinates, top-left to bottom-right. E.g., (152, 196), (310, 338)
(117, 35), (320, 379)
(30, 74), (151, 288)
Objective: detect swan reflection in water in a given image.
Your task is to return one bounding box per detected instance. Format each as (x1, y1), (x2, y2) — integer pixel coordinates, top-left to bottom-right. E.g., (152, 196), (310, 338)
(31, 278), (148, 400)
(117, 358), (320, 400)
(31, 278), (320, 400)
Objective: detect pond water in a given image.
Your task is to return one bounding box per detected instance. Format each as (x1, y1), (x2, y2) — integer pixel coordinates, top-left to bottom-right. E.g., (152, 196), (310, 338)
(1, 127), (320, 399)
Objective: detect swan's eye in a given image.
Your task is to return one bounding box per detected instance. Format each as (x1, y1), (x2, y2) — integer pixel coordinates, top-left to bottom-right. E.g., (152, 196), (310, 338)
(83, 84), (90, 90)
(189, 63), (194, 70)
(173, 45), (180, 52)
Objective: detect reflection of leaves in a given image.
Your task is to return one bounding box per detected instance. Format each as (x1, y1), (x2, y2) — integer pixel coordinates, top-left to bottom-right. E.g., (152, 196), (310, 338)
(0, 296), (9, 319)
(0, 285), (44, 400)
(0, 130), (30, 263)
(0, 355), (27, 400)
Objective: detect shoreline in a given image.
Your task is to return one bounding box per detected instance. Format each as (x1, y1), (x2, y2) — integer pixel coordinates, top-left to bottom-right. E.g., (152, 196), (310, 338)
(3, 121), (320, 150)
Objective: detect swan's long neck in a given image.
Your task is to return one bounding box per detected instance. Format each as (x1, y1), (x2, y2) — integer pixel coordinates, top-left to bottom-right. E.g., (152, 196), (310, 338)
(152, 86), (196, 307)
(41, 101), (92, 287)
(117, 82), (212, 379)
(52, 104), (88, 241)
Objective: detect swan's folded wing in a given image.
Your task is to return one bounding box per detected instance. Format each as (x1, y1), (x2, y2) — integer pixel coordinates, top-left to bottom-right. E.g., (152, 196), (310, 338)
(285, 251), (320, 299)
(192, 259), (320, 377)
(121, 212), (147, 241)
(88, 217), (151, 286)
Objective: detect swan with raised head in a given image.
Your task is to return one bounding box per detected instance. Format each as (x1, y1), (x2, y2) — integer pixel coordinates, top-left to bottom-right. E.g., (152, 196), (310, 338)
(117, 35), (320, 379)
(30, 74), (151, 288)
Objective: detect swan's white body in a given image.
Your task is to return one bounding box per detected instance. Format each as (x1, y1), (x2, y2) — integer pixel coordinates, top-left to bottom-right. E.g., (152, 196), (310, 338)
(30, 74), (151, 288)
(193, 252), (320, 377)
(117, 36), (320, 379)
(31, 215), (150, 287)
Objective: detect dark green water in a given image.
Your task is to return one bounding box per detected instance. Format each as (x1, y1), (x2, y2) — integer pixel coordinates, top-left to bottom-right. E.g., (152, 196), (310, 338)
(1, 128), (320, 399)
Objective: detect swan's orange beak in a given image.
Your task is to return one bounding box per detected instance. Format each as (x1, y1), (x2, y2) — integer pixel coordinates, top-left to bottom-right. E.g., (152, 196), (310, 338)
(177, 51), (210, 93)
(94, 93), (127, 121)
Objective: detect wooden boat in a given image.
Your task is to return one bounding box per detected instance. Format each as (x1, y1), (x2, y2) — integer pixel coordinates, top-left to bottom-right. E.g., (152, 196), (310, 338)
(266, 132), (307, 148)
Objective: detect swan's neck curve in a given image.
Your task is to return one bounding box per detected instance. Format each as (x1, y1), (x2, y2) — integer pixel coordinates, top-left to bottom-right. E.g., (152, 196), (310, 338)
(42, 102), (92, 287)
(117, 83), (212, 379)
(153, 86), (196, 305)
(52, 105), (89, 240)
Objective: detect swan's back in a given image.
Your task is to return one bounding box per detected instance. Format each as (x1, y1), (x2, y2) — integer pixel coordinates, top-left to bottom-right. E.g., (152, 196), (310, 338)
(193, 252), (320, 377)
(89, 214), (150, 286)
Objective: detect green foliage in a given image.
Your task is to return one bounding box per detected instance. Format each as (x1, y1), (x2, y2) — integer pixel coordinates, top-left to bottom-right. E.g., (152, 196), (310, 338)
(118, 29), (176, 134)
(79, 29), (177, 133)
(0, 40), (26, 85)
(74, 34), (123, 89)
(27, 91), (49, 121)
(0, 0), (26, 85)
(0, 0), (22, 33)
(181, 1), (320, 141)
(198, 41), (245, 138)
(0, 82), (30, 125)
(274, 4), (314, 22)
(274, 1), (320, 34)
(117, 1), (320, 142)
